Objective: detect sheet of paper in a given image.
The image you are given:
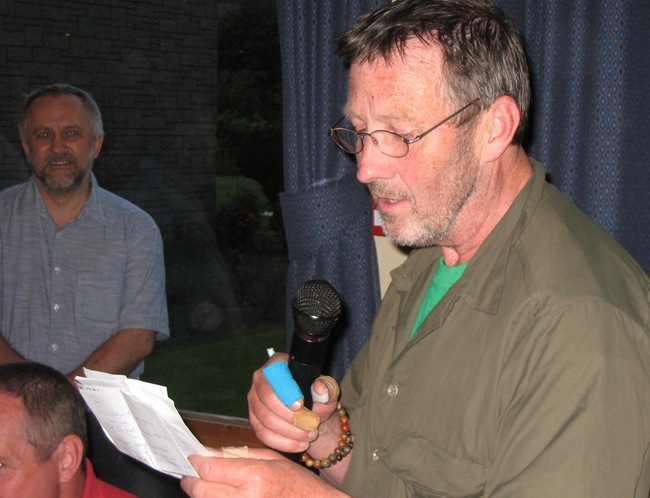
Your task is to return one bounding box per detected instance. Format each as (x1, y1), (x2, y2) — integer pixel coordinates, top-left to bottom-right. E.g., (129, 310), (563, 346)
(76, 369), (212, 478)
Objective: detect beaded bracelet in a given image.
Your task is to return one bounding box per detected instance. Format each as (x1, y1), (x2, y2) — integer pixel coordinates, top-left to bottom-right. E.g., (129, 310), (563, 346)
(300, 403), (353, 469)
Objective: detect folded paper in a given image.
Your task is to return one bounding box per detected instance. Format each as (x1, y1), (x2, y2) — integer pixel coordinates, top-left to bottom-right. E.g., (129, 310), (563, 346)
(76, 368), (212, 478)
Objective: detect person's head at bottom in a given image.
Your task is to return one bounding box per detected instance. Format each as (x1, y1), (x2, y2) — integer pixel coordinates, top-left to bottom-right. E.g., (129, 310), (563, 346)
(0, 362), (132, 498)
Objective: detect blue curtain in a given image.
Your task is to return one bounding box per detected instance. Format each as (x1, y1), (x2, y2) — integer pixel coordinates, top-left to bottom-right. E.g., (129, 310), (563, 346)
(277, 0), (650, 379)
(276, 1), (384, 381)
(496, 0), (650, 273)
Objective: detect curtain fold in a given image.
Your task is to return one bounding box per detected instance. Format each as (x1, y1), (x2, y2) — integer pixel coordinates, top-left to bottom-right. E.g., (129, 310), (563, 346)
(276, 0), (384, 381)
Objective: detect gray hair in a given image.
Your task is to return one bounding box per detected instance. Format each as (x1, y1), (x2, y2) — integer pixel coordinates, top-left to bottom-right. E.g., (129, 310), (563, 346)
(336, 0), (531, 144)
(18, 83), (104, 141)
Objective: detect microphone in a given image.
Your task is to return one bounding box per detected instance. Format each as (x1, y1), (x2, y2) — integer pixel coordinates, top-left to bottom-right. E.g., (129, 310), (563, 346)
(288, 279), (342, 409)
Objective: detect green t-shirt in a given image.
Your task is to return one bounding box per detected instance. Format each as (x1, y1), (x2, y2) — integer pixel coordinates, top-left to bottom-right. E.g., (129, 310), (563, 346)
(409, 257), (468, 341)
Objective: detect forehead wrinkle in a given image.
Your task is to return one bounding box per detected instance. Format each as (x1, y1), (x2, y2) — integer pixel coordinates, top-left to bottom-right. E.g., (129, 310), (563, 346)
(346, 39), (447, 127)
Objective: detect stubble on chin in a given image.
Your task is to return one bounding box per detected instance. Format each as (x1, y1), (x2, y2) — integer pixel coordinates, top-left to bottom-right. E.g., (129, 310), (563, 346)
(37, 171), (84, 195)
(32, 152), (94, 196)
(382, 171), (476, 249)
(370, 182), (449, 248)
(379, 210), (451, 248)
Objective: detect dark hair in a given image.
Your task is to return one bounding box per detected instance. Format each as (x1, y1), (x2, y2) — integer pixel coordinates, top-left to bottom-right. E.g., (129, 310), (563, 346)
(336, 0), (531, 144)
(0, 362), (88, 462)
(18, 83), (104, 141)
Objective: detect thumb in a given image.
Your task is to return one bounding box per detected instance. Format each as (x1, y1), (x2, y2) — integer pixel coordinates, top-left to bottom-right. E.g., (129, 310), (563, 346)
(310, 375), (340, 419)
(311, 375), (340, 404)
(291, 376), (340, 431)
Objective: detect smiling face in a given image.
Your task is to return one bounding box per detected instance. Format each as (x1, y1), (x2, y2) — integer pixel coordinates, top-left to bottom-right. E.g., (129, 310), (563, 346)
(347, 39), (483, 248)
(0, 394), (62, 498)
(21, 94), (103, 197)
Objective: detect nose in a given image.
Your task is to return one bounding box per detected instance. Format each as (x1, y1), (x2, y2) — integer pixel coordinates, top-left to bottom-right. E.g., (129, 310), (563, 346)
(50, 133), (68, 153)
(355, 142), (396, 184)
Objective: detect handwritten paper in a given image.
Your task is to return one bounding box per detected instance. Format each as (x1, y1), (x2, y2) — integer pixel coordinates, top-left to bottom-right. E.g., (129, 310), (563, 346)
(76, 369), (212, 478)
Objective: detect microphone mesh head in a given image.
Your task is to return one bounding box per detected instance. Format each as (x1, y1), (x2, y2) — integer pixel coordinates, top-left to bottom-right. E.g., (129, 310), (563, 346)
(292, 280), (342, 337)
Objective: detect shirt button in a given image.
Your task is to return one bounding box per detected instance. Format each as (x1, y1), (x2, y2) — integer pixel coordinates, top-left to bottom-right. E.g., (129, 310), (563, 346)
(372, 449), (380, 461)
(53, 304), (60, 312)
(54, 266), (61, 274)
(387, 384), (398, 397)
(51, 343), (58, 351)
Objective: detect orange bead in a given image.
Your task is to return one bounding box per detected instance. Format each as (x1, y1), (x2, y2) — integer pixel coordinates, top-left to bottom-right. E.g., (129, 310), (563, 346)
(300, 406), (353, 470)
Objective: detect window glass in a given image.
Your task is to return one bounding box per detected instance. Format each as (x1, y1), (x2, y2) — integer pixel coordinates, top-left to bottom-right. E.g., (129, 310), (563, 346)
(0, 0), (285, 418)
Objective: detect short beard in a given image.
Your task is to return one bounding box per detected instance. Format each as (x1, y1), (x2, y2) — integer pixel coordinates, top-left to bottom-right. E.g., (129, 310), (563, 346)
(35, 153), (91, 196)
(37, 170), (85, 195)
(376, 128), (480, 248)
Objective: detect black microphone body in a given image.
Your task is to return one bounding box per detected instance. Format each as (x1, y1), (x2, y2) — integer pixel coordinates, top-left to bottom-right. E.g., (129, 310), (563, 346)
(288, 280), (342, 410)
(284, 280), (341, 462)
(289, 329), (330, 409)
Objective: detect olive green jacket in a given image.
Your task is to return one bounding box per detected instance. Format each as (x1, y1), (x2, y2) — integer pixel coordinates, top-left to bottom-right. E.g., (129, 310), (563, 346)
(340, 159), (650, 497)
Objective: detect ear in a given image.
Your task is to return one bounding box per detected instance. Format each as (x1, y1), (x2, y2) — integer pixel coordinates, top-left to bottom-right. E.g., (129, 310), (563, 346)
(92, 135), (104, 159)
(55, 434), (84, 484)
(482, 95), (521, 162)
(21, 141), (31, 158)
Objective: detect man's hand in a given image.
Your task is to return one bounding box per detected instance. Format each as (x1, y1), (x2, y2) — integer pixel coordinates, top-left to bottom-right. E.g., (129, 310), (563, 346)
(247, 353), (340, 453)
(181, 448), (349, 498)
(65, 328), (156, 385)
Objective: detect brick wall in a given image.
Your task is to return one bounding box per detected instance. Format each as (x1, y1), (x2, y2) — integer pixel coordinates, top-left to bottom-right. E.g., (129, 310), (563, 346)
(0, 1), (243, 338)
(0, 0), (219, 226)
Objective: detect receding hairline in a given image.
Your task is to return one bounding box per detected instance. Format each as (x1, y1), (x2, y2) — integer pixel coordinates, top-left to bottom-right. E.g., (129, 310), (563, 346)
(18, 84), (105, 140)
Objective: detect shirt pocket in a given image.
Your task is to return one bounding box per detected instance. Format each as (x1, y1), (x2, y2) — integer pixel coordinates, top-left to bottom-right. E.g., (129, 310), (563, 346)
(76, 270), (122, 324)
(384, 432), (488, 498)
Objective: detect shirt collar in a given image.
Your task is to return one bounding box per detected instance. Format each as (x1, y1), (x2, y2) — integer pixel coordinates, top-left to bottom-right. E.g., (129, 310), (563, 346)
(27, 172), (108, 226)
(390, 157), (546, 315)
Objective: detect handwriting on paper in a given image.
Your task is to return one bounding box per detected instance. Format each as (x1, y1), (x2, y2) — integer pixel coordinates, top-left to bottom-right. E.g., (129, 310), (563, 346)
(76, 369), (212, 478)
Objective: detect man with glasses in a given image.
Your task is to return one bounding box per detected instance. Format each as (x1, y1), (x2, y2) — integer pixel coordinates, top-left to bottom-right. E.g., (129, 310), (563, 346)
(182, 0), (650, 496)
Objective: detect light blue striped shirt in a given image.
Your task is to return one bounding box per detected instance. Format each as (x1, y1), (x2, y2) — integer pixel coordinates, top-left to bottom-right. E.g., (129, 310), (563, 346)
(0, 174), (169, 377)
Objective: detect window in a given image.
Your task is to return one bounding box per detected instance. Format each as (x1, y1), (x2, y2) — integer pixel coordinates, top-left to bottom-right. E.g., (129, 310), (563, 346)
(0, 0), (285, 418)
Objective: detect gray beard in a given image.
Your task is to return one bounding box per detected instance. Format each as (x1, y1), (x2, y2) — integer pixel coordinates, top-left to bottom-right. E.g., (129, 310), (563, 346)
(374, 132), (480, 248)
(379, 209), (457, 248)
(37, 168), (85, 195)
(35, 152), (93, 196)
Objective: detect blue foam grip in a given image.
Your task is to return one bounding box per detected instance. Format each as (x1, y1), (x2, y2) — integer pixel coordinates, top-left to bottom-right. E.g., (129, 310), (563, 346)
(263, 361), (303, 407)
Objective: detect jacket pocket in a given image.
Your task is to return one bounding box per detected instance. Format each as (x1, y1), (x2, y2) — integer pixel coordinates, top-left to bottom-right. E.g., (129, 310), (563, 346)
(384, 432), (488, 497)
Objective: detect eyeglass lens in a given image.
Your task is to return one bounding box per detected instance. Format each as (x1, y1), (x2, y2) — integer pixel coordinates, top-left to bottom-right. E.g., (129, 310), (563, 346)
(333, 128), (409, 158)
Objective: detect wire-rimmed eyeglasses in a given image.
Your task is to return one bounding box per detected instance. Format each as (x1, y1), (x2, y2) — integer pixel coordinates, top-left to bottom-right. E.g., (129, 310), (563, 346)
(328, 98), (480, 158)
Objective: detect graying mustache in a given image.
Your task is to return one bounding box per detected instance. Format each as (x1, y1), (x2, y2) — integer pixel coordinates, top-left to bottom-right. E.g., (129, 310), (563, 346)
(369, 183), (407, 201)
(46, 154), (76, 164)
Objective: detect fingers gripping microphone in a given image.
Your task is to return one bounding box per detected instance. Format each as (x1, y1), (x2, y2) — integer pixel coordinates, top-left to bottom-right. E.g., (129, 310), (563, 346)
(289, 280), (342, 409)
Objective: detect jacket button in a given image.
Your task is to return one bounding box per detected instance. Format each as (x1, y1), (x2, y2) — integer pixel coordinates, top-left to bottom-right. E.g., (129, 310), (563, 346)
(387, 384), (398, 397)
